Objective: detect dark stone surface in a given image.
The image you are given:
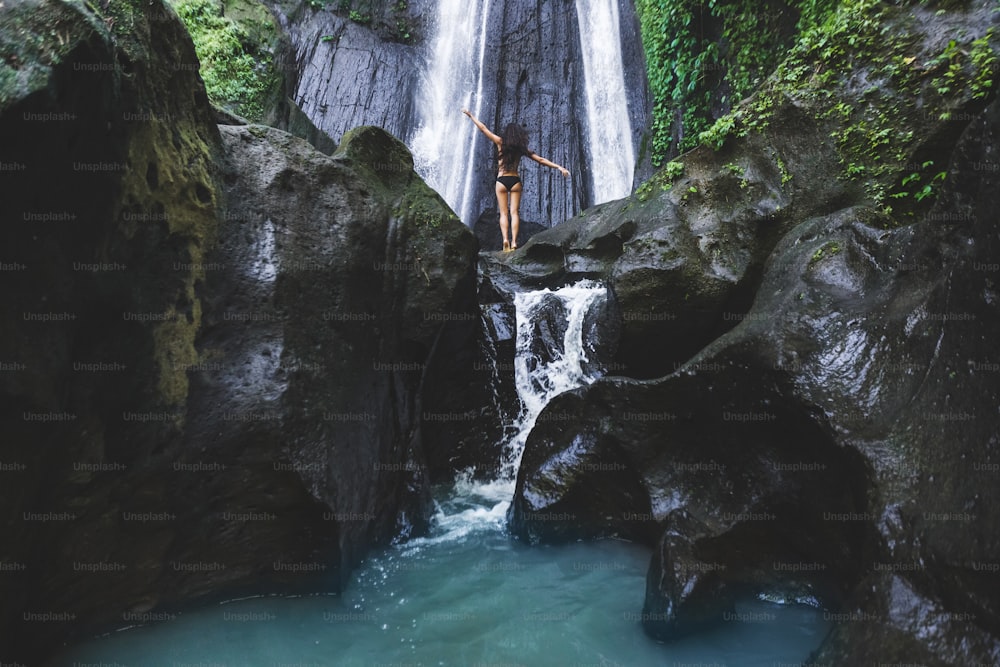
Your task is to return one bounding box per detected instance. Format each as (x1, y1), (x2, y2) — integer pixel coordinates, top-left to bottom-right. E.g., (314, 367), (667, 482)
(0, 2), (486, 661)
(473, 208), (548, 253)
(508, 143), (1000, 657)
(497, 2), (1000, 663)
(264, 0), (421, 145)
(0, 0), (222, 659)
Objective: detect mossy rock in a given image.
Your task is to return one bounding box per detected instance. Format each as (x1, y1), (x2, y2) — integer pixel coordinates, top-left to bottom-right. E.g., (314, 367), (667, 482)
(334, 124), (415, 191)
(0, 0), (221, 658)
(0, 0), (109, 107)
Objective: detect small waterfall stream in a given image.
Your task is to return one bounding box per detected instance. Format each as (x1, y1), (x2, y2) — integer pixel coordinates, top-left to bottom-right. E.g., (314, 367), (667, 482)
(501, 281), (608, 478)
(53, 282), (830, 666)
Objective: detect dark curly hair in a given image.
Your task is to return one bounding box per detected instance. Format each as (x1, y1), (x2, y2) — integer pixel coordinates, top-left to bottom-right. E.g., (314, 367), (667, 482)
(499, 123), (530, 172)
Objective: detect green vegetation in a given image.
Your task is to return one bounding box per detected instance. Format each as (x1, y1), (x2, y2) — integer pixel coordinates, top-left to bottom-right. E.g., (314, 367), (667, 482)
(688, 0), (908, 156)
(810, 241), (841, 264)
(635, 159), (685, 201)
(638, 0), (996, 217)
(969, 29), (997, 100)
(349, 9), (371, 24)
(633, 0), (838, 164)
(395, 196), (458, 229)
(889, 163), (948, 204)
(634, 0), (998, 220)
(167, 0), (280, 121)
(664, 160), (685, 180)
(775, 153), (792, 185)
(332, 0), (413, 42)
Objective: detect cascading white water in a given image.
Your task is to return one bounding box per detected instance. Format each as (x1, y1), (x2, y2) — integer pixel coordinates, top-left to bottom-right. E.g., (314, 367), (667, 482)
(409, 0), (492, 225)
(500, 280), (608, 479)
(575, 0), (636, 203)
(411, 0), (637, 220)
(418, 280), (608, 542)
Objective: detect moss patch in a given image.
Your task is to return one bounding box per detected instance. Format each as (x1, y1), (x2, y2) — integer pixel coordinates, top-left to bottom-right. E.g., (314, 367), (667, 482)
(684, 0), (999, 222)
(0, 0), (109, 106)
(635, 160), (685, 201)
(326, 0), (415, 44)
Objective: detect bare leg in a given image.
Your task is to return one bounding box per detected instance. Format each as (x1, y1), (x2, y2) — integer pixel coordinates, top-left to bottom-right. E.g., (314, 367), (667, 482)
(496, 182), (510, 250)
(510, 185), (522, 249)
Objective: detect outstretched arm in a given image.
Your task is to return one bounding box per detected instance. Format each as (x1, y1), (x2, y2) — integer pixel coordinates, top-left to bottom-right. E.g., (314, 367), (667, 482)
(530, 152), (570, 178)
(462, 108), (501, 146)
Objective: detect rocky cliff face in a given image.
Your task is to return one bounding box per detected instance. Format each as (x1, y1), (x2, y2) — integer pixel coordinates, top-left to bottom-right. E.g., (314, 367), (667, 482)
(265, 0), (420, 145)
(1, 0), (222, 657)
(491, 1), (1000, 663)
(0, 1), (483, 661)
(265, 0), (652, 229)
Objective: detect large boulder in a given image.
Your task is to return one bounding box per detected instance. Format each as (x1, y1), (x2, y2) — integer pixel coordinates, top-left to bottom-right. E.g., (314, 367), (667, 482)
(0, 1), (485, 661)
(194, 122), (483, 580)
(1, 0), (221, 658)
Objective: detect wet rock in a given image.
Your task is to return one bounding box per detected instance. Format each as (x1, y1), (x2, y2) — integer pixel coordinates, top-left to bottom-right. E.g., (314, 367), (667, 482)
(508, 98), (1000, 658)
(503, 2), (1000, 662)
(264, 0), (420, 146)
(473, 209), (547, 253)
(508, 362), (875, 624)
(0, 2), (484, 660)
(197, 121), (482, 586)
(641, 511), (738, 638)
(1, 0), (221, 658)
(809, 572), (1000, 667)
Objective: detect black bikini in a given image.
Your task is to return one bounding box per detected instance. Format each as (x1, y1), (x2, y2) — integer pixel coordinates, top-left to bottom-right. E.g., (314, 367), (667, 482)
(496, 146), (524, 192)
(496, 175), (521, 191)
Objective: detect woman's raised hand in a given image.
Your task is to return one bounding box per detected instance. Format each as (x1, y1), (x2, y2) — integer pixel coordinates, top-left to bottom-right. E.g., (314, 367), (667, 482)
(559, 167), (570, 178)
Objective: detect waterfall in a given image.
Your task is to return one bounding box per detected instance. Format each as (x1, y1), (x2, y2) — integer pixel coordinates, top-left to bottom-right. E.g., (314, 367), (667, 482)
(575, 0), (635, 203)
(421, 280), (608, 542)
(409, 0), (492, 225)
(500, 280), (608, 479)
(408, 0), (640, 223)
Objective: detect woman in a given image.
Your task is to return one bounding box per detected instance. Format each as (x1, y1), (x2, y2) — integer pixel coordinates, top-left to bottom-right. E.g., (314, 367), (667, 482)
(462, 109), (570, 251)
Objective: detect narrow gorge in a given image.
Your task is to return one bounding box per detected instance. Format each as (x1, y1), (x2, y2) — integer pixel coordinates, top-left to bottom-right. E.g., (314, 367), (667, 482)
(1, 0), (998, 665)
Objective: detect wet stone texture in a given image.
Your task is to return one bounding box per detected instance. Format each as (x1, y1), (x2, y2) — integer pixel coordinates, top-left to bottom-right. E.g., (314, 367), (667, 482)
(494, 3), (1000, 664)
(0, 1), (486, 656)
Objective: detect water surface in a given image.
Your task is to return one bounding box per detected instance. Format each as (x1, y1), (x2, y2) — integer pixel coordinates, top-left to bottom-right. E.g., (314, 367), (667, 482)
(55, 479), (829, 667)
